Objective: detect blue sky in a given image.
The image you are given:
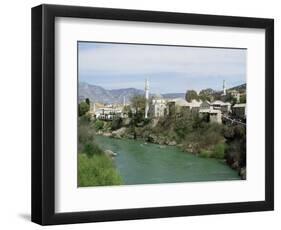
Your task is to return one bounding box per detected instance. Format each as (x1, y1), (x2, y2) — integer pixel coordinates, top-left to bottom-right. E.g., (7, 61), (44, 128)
(78, 42), (246, 94)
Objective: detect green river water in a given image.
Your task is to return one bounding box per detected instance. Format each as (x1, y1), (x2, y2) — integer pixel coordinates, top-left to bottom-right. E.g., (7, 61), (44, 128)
(96, 135), (240, 185)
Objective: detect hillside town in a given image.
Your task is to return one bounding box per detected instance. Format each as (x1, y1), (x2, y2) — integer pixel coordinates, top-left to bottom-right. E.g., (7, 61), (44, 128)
(85, 79), (246, 125)
(78, 79), (247, 183)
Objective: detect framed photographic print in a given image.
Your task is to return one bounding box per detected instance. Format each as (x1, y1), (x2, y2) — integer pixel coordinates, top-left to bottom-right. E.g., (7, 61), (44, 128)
(31, 4), (274, 225)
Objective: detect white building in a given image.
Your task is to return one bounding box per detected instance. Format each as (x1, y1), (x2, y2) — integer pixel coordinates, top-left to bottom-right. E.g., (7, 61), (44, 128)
(211, 100), (231, 113)
(150, 97), (167, 117)
(186, 99), (202, 113)
(95, 107), (123, 120)
(167, 98), (201, 116)
(199, 100), (233, 124)
(170, 98), (189, 107)
(199, 101), (212, 110)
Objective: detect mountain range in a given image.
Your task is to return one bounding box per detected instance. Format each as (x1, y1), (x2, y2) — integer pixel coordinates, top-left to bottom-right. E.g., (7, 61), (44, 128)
(79, 82), (185, 104)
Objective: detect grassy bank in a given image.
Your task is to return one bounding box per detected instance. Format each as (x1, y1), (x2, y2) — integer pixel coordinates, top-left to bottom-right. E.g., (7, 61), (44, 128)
(78, 153), (122, 187)
(78, 116), (123, 187)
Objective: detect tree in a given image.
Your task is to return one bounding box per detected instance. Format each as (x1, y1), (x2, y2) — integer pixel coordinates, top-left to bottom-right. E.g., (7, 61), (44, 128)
(129, 95), (148, 125)
(213, 92), (222, 101)
(240, 94), (246, 103)
(224, 93), (237, 105)
(79, 101), (90, 116)
(185, 90), (199, 102)
(199, 88), (214, 101)
(94, 120), (104, 130)
(85, 98), (90, 105)
(130, 95), (146, 113)
(122, 105), (131, 115)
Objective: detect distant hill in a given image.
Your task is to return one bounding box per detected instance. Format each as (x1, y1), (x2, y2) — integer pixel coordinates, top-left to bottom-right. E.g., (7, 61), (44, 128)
(162, 93), (185, 99)
(109, 88), (144, 103)
(79, 82), (186, 104)
(79, 82), (144, 104)
(202, 83), (246, 96)
(228, 83), (246, 92)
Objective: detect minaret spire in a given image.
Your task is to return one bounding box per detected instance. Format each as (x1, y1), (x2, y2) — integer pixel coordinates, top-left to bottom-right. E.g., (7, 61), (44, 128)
(144, 78), (149, 119)
(222, 80), (226, 96)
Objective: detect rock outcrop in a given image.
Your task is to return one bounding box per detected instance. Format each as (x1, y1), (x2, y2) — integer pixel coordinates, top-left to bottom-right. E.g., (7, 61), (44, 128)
(112, 127), (127, 138)
(104, 149), (117, 157)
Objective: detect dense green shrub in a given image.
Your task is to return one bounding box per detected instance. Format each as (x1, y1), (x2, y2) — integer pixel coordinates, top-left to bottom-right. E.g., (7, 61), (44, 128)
(198, 143), (226, 159)
(78, 118), (123, 186)
(213, 143), (227, 159)
(83, 142), (103, 158)
(174, 116), (193, 139)
(199, 149), (212, 158)
(224, 124), (246, 168)
(78, 120), (95, 152)
(78, 154), (122, 187)
(94, 119), (104, 130)
(185, 90), (199, 102)
(78, 101), (90, 116)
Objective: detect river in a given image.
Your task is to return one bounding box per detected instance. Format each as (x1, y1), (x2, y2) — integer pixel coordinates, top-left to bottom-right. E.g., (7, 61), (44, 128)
(96, 135), (240, 185)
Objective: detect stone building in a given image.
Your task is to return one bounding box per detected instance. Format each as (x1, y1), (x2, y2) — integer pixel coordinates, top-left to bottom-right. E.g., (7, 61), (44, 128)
(167, 98), (189, 117)
(211, 100), (231, 114)
(199, 100), (224, 124)
(150, 97), (167, 118)
(209, 110), (222, 124)
(200, 101), (213, 110)
(186, 99), (201, 113)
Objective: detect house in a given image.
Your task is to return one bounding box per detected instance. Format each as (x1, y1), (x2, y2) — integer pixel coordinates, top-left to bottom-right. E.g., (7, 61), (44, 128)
(211, 100), (225, 110)
(232, 103), (246, 119)
(200, 101), (213, 110)
(167, 98), (200, 116)
(209, 110), (222, 124)
(150, 97), (167, 117)
(199, 109), (222, 124)
(211, 100), (231, 114)
(93, 104), (125, 120)
(199, 101), (222, 124)
(167, 98), (189, 116)
(186, 99), (201, 113)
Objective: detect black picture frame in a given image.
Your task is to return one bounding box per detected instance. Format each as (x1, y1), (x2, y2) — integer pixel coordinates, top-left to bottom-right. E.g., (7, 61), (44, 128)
(31, 4), (274, 225)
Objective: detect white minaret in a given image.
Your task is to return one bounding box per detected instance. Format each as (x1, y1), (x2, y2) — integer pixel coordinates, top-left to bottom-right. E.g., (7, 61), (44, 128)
(144, 78), (149, 119)
(222, 80), (226, 96)
(123, 96), (126, 106)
